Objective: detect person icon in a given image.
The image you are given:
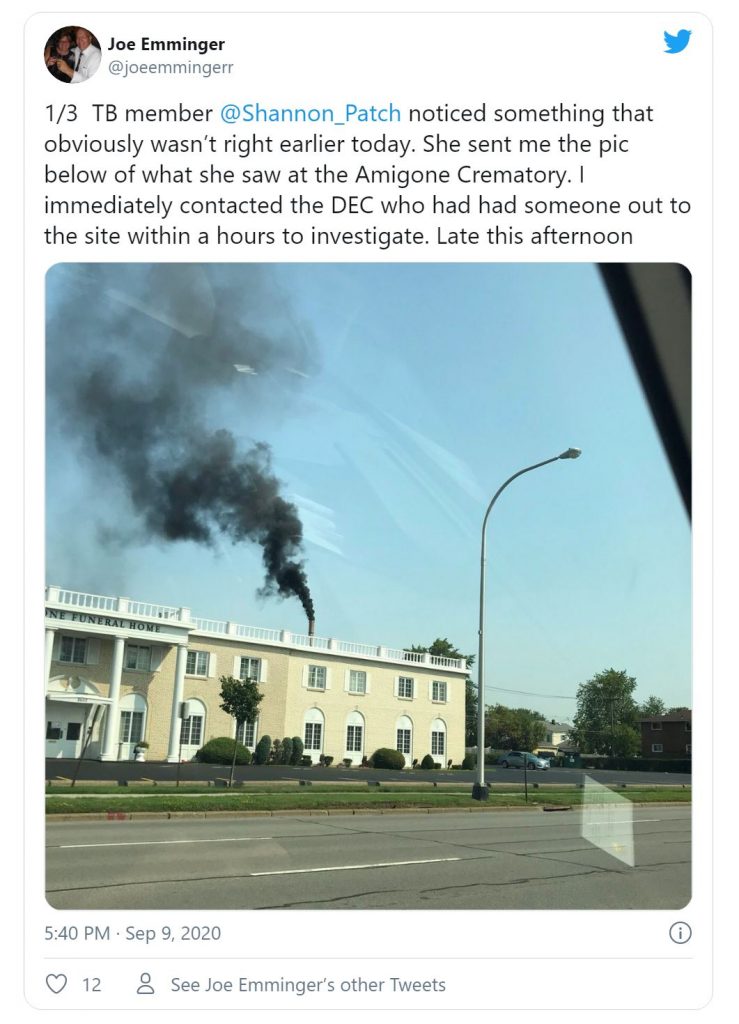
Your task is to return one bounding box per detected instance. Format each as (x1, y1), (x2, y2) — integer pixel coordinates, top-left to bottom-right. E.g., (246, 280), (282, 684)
(136, 972), (155, 995)
(44, 31), (74, 83)
(52, 27), (102, 83)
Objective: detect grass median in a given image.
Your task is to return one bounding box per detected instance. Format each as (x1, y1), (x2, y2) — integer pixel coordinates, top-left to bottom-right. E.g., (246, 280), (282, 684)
(45, 784), (691, 816)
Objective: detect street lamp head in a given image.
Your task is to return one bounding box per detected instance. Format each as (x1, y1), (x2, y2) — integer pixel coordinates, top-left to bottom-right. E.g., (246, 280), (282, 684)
(558, 447), (582, 460)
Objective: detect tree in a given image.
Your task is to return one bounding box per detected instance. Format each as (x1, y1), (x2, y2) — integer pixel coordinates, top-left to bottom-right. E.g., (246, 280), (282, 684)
(485, 704), (547, 751)
(407, 638), (476, 745)
(218, 675), (264, 786)
(571, 668), (638, 755)
(279, 737), (293, 765)
(611, 723), (641, 758)
(639, 695), (667, 717)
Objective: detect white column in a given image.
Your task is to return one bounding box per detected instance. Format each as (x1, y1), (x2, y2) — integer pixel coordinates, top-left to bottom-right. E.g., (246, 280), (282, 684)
(44, 628), (56, 684)
(100, 637), (125, 761)
(167, 644), (189, 763)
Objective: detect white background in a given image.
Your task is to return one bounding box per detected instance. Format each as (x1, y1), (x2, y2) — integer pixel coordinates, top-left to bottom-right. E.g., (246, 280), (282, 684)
(6, 1), (737, 1020)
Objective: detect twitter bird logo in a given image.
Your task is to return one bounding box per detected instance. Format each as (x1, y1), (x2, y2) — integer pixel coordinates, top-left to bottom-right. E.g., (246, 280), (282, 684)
(664, 29), (691, 54)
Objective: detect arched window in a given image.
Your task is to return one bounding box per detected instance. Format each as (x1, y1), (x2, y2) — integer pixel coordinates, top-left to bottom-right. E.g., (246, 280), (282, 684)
(396, 714), (413, 762)
(430, 717), (447, 763)
(119, 692), (147, 745)
(344, 710), (365, 760)
(180, 698), (206, 755)
(303, 707), (325, 758)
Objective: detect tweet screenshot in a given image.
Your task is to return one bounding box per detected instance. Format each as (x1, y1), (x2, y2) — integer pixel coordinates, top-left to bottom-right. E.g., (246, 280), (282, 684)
(25, 8), (708, 1014)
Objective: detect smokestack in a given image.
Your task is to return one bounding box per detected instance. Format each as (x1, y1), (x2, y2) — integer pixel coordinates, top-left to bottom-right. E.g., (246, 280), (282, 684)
(308, 619), (315, 636)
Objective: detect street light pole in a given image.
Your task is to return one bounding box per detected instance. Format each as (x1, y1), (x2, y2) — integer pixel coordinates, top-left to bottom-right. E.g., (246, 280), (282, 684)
(472, 448), (581, 801)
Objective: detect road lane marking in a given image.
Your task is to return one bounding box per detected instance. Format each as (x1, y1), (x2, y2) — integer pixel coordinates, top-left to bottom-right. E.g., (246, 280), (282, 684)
(56, 837), (272, 849)
(53, 818), (664, 850)
(250, 857), (461, 876)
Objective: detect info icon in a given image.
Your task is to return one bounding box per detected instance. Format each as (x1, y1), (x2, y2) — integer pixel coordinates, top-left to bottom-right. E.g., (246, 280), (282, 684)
(669, 921), (692, 944)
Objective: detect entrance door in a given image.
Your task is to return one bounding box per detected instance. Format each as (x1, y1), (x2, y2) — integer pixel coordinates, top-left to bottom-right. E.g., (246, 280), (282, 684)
(46, 706), (85, 758)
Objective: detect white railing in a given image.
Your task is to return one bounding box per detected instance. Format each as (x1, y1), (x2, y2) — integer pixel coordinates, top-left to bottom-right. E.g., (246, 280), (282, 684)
(47, 587), (188, 622)
(127, 601), (180, 620)
(55, 589), (118, 612)
(46, 587), (467, 670)
(333, 640), (380, 658)
(430, 656), (463, 668)
(233, 624), (283, 643)
(388, 648), (425, 663)
(290, 632), (331, 651)
(191, 617), (229, 634)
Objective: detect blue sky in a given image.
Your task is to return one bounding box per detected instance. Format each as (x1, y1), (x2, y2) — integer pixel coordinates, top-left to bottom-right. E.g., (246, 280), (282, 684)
(46, 262), (691, 720)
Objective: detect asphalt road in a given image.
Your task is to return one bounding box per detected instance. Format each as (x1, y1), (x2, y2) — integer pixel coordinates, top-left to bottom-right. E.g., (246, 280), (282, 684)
(46, 759), (692, 788)
(46, 805), (690, 910)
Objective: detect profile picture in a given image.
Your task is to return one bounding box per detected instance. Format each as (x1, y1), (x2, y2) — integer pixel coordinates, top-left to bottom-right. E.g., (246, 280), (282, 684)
(44, 26), (101, 83)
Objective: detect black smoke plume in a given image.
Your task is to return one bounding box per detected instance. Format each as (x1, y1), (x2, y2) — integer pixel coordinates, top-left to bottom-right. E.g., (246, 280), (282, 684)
(46, 264), (315, 620)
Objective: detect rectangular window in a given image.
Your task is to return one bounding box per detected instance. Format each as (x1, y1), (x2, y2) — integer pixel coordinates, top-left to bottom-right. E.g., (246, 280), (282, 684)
(237, 720), (256, 748)
(431, 731), (445, 756)
(397, 728), (411, 755)
(304, 722), (322, 749)
(398, 677), (414, 699)
(66, 723), (81, 742)
(308, 665), (326, 690)
(239, 657), (262, 682)
(186, 650), (209, 676)
(432, 680), (447, 702)
(119, 710), (144, 744)
(349, 670), (366, 694)
(125, 644), (151, 672)
(46, 722), (63, 740)
(180, 716), (203, 747)
(59, 636), (87, 664)
(650, 722), (663, 731)
(651, 743), (663, 753)
(685, 721), (692, 732)
(346, 725), (363, 752)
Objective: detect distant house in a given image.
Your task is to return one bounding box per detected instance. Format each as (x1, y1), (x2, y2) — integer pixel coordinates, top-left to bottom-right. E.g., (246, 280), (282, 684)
(535, 721), (571, 756)
(639, 710), (692, 758)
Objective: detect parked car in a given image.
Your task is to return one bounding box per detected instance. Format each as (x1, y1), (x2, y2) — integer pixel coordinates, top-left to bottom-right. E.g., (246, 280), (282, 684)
(498, 751), (550, 770)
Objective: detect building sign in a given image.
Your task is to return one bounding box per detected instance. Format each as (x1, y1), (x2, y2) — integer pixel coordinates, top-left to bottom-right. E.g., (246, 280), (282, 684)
(46, 609), (162, 633)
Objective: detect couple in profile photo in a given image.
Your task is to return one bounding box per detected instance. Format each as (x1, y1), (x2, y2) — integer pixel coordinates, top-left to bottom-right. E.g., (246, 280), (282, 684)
(45, 27), (100, 83)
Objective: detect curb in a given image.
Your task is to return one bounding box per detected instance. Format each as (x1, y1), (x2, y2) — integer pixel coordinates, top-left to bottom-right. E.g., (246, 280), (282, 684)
(47, 800), (687, 823)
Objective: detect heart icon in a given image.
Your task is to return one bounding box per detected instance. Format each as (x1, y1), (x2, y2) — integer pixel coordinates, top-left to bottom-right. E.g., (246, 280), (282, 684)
(45, 974), (67, 994)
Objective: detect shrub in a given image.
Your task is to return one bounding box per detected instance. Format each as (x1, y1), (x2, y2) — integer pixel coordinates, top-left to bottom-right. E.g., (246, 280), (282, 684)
(196, 737), (252, 765)
(290, 737), (304, 765)
(420, 754), (436, 770)
(342, 758), (352, 767)
(253, 734), (272, 765)
(371, 748), (406, 770)
(319, 754), (334, 767)
(280, 737), (294, 765)
(462, 751), (477, 770)
(300, 754), (312, 767)
(271, 738), (281, 763)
